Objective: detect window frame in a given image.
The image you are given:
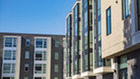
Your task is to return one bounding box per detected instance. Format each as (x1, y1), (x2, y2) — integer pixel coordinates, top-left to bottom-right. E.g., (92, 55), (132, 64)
(35, 39), (47, 48)
(26, 39), (30, 46)
(4, 50), (16, 60)
(34, 64), (46, 74)
(122, 0), (129, 19)
(54, 64), (59, 72)
(3, 63), (15, 73)
(35, 51), (46, 61)
(55, 52), (59, 60)
(4, 37), (17, 47)
(24, 64), (29, 72)
(106, 7), (112, 35)
(25, 51), (30, 59)
(55, 40), (59, 47)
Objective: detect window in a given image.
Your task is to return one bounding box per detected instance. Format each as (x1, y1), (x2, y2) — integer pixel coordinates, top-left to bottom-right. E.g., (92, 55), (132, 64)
(25, 51), (29, 59)
(35, 51), (46, 61)
(54, 64), (59, 72)
(3, 77), (14, 79)
(3, 63), (15, 73)
(36, 39), (47, 48)
(54, 77), (58, 79)
(119, 55), (128, 79)
(25, 64), (29, 72)
(35, 77), (41, 79)
(55, 40), (59, 47)
(137, 0), (140, 30)
(35, 77), (46, 79)
(35, 64), (46, 74)
(26, 39), (30, 46)
(3, 77), (15, 79)
(11, 64), (15, 73)
(11, 77), (14, 79)
(4, 50), (16, 60)
(35, 64), (42, 73)
(55, 52), (59, 60)
(24, 77), (28, 79)
(5, 37), (17, 47)
(3, 63), (10, 73)
(122, 0), (129, 19)
(106, 7), (112, 35)
(3, 77), (10, 79)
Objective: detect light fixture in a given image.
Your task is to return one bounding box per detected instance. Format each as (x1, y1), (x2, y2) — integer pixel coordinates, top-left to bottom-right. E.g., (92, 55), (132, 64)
(116, 0), (118, 3)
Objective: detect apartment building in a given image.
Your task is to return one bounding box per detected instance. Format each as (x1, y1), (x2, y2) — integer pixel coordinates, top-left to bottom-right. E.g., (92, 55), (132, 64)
(65, 0), (140, 79)
(63, 38), (67, 79)
(101, 0), (140, 79)
(0, 33), (64, 79)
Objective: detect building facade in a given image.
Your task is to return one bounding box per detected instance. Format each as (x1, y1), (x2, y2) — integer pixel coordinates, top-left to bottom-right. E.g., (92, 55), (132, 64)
(0, 33), (64, 79)
(65, 0), (140, 79)
(101, 0), (140, 79)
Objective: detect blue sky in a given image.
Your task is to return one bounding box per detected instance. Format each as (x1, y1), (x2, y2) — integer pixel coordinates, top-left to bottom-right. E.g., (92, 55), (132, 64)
(0, 0), (76, 35)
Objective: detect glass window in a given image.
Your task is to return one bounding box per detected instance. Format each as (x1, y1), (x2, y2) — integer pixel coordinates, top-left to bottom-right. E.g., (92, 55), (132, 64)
(120, 55), (127, 69)
(105, 59), (111, 66)
(3, 63), (10, 73)
(55, 40), (59, 47)
(5, 37), (17, 47)
(36, 39), (47, 48)
(3, 77), (10, 79)
(13, 50), (16, 60)
(24, 77), (28, 79)
(35, 64), (42, 73)
(35, 77), (41, 79)
(54, 77), (58, 79)
(42, 77), (46, 79)
(25, 64), (29, 72)
(4, 50), (16, 60)
(26, 39), (30, 46)
(11, 77), (14, 79)
(106, 7), (112, 35)
(4, 50), (11, 60)
(3, 63), (15, 73)
(35, 51), (46, 61)
(119, 55), (128, 79)
(85, 54), (88, 70)
(11, 63), (15, 73)
(122, 0), (129, 19)
(43, 64), (46, 73)
(35, 64), (46, 74)
(25, 51), (29, 59)
(137, 0), (140, 30)
(55, 52), (59, 60)
(54, 64), (59, 72)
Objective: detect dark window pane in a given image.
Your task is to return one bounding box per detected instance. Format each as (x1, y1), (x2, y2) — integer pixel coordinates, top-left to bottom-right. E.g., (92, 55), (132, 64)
(3, 77), (10, 79)
(35, 66), (42, 71)
(35, 77), (41, 79)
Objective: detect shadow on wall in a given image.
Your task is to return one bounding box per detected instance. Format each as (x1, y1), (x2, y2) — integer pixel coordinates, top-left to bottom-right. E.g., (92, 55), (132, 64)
(124, 3), (140, 79)
(127, 50), (140, 79)
(123, 15), (132, 49)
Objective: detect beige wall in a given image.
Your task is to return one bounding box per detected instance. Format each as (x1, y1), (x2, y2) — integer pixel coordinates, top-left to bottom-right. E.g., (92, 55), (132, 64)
(101, 0), (132, 58)
(15, 36), (21, 79)
(46, 37), (52, 79)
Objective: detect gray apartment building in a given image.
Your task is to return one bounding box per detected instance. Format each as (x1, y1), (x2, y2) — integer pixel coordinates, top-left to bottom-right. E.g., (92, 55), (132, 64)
(64, 0), (140, 79)
(0, 32), (65, 79)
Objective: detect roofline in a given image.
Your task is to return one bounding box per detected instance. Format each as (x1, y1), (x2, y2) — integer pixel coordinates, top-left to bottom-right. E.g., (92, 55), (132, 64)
(72, 0), (81, 9)
(66, 12), (72, 19)
(0, 32), (65, 37)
